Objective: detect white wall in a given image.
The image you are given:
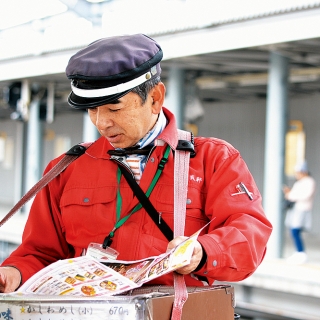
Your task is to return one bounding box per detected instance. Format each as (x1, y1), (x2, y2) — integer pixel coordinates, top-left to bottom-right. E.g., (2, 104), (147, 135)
(42, 112), (84, 169)
(198, 99), (266, 191)
(198, 93), (320, 235)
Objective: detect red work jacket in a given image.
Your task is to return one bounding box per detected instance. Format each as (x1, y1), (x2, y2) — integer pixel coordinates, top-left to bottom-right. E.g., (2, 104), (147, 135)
(3, 107), (272, 287)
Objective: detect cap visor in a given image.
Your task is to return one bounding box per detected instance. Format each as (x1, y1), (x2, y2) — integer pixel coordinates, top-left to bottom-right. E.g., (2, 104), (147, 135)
(68, 90), (131, 109)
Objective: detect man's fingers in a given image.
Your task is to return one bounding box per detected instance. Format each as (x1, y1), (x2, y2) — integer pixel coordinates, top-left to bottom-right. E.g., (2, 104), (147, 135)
(166, 236), (188, 252)
(175, 240), (203, 274)
(0, 267), (21, 293)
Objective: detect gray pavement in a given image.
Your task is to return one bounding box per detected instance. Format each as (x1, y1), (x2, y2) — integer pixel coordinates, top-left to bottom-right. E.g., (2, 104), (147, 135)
(283, 229), (320, 265)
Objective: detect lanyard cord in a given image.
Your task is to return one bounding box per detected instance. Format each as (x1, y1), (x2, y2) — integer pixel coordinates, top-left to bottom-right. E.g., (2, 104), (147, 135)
(102, 145), (171, 248)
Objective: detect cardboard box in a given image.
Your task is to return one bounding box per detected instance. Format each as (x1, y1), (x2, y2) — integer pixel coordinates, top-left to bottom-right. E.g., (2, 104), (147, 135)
(129, 285), (235, 320)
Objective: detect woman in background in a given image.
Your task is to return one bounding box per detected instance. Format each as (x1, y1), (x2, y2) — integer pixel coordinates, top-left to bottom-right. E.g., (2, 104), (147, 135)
(283, 160), (316, 264)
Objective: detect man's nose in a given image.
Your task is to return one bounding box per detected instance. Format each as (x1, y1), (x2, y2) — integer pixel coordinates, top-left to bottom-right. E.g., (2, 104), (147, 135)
(95, 109), (113, 129)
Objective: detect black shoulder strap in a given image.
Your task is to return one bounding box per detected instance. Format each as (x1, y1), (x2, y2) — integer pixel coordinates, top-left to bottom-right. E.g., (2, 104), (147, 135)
(0, 143), (91, 228)
(118, 165), (173, 241)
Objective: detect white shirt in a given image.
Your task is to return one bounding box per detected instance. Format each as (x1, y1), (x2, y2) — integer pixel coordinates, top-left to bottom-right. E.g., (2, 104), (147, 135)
(287, 176), (316, 212)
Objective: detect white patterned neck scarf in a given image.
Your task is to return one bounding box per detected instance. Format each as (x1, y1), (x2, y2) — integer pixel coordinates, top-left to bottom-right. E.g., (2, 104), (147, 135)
(136, 109), (167, 149)
(124, 110), (167, 182)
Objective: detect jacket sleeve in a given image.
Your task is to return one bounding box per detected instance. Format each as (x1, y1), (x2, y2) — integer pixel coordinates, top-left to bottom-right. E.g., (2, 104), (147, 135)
(194, 139), (272, 283)
(1, 156), (73, 285)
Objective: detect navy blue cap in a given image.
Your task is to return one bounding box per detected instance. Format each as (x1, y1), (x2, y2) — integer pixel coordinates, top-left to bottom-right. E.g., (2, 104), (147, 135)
(66, 34), (163, 109)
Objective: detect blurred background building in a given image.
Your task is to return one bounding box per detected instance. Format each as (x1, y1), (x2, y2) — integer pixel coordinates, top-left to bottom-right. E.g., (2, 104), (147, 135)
(1, 1), (320, 318)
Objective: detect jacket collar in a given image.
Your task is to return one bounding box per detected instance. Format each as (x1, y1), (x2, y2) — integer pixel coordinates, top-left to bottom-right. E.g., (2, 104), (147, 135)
(154, 107), (179, 150)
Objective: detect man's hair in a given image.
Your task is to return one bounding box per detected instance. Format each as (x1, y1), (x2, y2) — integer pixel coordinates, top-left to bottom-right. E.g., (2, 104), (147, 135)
(131, 76), (161, 104)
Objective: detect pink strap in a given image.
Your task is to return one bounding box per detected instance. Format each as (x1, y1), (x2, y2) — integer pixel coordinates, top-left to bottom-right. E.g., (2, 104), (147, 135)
(171, 129), (191, 320)
(0, 142), (92, 228)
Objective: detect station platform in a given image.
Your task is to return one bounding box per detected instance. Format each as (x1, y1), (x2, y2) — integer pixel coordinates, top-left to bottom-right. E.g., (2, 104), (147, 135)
(223, 232), (320, 320)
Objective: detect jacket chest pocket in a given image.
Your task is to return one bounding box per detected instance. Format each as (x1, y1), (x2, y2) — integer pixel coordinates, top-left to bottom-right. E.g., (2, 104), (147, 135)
(60, 186), (117, 240)
(154, 184), (207, 235)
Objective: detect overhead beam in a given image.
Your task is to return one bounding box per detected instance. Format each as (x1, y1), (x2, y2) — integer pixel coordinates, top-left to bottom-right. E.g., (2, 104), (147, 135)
(58, 0), (92, 20)
(58, 0), (102, 25)
(156, 8), (320, 60)
(196, 67), (320, 89)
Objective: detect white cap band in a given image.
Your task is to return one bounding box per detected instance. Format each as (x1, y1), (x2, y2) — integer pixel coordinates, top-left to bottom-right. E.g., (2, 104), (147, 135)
(71, 71), (152, 98)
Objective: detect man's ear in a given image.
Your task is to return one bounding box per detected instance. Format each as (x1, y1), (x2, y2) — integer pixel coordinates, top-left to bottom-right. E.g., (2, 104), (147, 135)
(151, 82), (166, 114)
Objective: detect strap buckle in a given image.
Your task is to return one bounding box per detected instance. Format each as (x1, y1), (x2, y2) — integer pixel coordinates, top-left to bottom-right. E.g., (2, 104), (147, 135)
(65, 144), (87, 156)
(176, 140), (196, 158)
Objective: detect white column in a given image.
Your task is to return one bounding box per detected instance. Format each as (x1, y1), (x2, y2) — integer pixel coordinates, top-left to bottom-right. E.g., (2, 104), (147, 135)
(82, 112), (100, 142)
(24, 99), (42, 213)
(13, 122), (25, 205)
(164, 66), (185, 129)
(263, 52), (289, 258)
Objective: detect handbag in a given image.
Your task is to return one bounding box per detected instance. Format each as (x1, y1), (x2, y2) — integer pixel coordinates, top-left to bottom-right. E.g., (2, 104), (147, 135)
(284, 199), (295, 210)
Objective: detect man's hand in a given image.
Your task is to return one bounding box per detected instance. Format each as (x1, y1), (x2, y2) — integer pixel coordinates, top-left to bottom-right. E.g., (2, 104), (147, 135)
(0, 267), (21, 293)
(167, 236), (203, 275)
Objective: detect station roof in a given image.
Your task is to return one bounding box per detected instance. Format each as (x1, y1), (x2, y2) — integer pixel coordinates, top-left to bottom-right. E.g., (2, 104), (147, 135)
(1, 0), (320, 119)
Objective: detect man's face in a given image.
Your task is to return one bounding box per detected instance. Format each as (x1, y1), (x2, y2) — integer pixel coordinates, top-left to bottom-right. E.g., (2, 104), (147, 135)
(88, 89), (161, 149)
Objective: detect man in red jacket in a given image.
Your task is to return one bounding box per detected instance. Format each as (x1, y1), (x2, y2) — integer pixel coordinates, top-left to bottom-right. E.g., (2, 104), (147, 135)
(0, 34), (272, 293)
